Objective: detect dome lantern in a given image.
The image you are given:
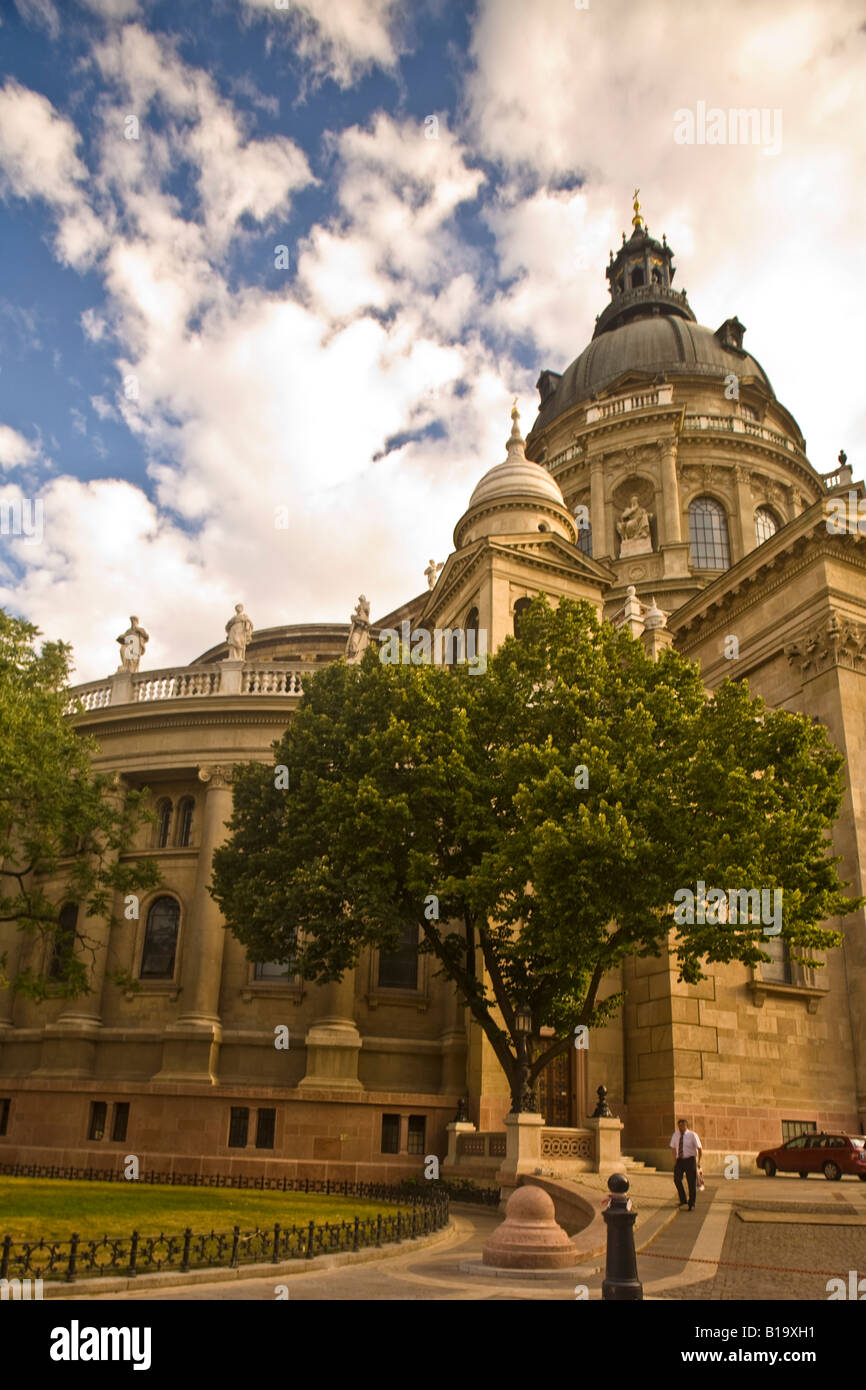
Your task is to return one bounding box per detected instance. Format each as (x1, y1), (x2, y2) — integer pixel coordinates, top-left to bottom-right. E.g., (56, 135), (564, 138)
(595, 193), (696, 339)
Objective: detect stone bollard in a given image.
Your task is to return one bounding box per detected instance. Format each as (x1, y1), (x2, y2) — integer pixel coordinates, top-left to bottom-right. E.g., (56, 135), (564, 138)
(601, 1173), (642, 1300)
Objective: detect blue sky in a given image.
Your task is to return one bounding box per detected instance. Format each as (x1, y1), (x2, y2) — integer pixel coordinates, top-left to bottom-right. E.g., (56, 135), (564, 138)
(0, 0), (864, 681)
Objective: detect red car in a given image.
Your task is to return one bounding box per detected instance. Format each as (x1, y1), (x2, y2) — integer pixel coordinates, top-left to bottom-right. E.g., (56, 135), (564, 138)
(756, 1132), (866, 1181)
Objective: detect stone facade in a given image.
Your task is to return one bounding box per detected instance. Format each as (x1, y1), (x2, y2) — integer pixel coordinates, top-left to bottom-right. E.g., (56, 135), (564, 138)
(1, 209), (864, 1178)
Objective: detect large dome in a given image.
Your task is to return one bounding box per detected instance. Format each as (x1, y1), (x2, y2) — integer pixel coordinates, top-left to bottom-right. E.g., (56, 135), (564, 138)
(533, 314), (774, 433)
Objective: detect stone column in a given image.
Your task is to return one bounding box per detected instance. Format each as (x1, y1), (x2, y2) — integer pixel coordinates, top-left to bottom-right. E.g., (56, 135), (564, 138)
(659, 438), (681, 544)
(298, 969), (363, 1089)
(439, 982), (467, 1094)
(444, 1119), (477, 1173)
(589, 454), (609, 558)
(585, 1115), (626, 1177)
(157, 764), (233, 1084)
(733, 465), (755, 561)
(39, 778), (126, 1077)
(495, 1111), (546, 1202)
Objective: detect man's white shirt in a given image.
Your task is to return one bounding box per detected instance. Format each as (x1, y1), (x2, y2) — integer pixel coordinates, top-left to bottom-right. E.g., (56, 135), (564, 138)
(670, 1129), (701, 1159)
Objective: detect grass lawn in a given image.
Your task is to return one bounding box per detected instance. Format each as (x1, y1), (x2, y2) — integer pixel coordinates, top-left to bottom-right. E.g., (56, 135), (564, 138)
(0, 1177), (404, 1243)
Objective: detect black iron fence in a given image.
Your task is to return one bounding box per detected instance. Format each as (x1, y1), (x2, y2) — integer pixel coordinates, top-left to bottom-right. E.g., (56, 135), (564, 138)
(0, 1205), (449, 1284)
(0, 1164), (497, 1283)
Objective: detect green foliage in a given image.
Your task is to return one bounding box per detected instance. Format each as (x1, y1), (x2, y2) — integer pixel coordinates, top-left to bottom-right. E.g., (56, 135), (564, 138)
(0, 610), (159, 999)
(212, 596), (858, 1104)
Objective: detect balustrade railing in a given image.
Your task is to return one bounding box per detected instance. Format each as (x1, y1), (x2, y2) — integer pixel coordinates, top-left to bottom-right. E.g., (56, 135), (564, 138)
(682, 413), (798, 452)
(66, 663), (315, 710)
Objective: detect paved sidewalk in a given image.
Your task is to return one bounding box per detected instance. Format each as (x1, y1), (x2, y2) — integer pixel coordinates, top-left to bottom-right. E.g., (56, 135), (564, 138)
(61, 1172), (866, 1302)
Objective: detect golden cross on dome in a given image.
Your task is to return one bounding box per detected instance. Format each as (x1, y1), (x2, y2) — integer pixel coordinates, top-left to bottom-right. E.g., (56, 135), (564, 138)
(632, 187), (643, 229)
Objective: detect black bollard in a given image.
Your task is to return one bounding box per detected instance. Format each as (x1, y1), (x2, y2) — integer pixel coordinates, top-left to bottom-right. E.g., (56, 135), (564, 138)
(601, 1173), (643, 1300)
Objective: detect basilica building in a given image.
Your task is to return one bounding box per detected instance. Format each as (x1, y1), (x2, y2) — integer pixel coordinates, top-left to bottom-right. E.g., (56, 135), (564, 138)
(1, 200), (864, 1182)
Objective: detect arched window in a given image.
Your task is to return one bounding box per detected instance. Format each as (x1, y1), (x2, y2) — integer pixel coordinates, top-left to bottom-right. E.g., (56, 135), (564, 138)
(630, 266), (645, 288)
(513, 597), (532, 638)
(577, 520), (593, 557)
(49, 902), (79, 980)
(140, 896), (180, 979)
(176, 797), (195, 848)
(688, 496), (730, 569)
(377, 924), (419, 990)
(155, 798), (172, 849)
(754, 507), (779, 546)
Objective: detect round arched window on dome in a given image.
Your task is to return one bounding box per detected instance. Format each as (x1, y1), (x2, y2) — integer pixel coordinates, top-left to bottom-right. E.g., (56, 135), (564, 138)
(754, 506), (779, 547)
(688, 496), (730, 570)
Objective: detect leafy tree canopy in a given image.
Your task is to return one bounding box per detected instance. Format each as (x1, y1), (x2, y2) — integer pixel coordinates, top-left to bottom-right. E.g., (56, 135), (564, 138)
(0, 610), (158, 999)
(211, 597), (858, 1108)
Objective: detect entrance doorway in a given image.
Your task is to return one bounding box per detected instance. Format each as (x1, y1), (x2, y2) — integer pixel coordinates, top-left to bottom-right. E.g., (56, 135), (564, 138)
(536, 1045), (585, 1126)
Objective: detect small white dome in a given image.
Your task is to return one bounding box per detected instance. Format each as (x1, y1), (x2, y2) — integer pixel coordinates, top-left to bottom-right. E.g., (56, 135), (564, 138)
(468, 406), (565, 510)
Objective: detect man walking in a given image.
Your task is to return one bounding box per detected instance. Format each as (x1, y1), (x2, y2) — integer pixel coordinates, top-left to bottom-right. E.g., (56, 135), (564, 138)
(670, 1117), (702, 1210)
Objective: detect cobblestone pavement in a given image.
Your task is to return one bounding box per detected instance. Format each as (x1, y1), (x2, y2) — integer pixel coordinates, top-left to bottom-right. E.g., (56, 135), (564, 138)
(75, 1174), (866, 1302)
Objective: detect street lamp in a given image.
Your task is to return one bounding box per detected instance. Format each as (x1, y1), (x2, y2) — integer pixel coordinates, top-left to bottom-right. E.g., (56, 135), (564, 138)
(513, 1004), (537, 1114)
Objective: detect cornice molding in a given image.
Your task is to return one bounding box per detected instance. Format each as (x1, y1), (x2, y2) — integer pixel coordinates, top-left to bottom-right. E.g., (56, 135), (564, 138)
(675, 527), (866, 637)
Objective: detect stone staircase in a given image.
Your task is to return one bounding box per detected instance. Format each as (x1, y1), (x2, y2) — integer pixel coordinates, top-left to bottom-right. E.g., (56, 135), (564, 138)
(621, 1154), (662, 1175)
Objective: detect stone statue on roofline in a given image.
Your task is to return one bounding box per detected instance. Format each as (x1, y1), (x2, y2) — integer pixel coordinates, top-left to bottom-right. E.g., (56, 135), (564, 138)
(345, 595), (371, 664)
(116, 616), (149, 673)
(224, 603), (253, 662)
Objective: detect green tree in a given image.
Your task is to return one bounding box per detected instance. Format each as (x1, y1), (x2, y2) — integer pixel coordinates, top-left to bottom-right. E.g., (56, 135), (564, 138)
(0, 610), (159, 999)
(211, 597), (858, 1112)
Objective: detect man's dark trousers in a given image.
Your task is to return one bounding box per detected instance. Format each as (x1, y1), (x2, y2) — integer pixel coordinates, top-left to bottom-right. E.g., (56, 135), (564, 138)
(674, 1156), (697, 1207)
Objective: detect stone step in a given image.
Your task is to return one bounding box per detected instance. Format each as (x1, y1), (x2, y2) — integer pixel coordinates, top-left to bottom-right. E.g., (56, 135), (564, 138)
(621, 1155), (662, 1175)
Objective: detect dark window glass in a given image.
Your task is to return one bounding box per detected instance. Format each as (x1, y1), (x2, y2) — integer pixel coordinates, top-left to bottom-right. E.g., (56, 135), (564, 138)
(689, 496), (730, 569)
(49, 902), (79, 981)
(111, 1102), (129, 1142)
(256, 1109), (276, 1149)
(0, 1098), (10, 1136)
(176, 798), (194, 847)
(784, 1135), (807, 1149)
(407, 1115), (426, 1155)
(576, 521), (593, 557)
(465, 608), (479, 643)
(631, 266), (645, 288)
(140, 897), (180, 979)
(155, 798), (172, 848)
(513, 598), (532, 639)
(377, 924), (418, 990)
(761, 938), (792, 985)
(781, 1119), (816, 1143)
(253, 959), (292, 981)
(88, 1101), (107, 1141)
(381, 1113), (400, 1154)
(228, 1108), (249, 1148)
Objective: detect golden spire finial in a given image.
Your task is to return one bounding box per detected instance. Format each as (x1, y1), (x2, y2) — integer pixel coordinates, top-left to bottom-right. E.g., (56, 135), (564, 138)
(511, 395), (519, 420)
(632, 187), (643, 230)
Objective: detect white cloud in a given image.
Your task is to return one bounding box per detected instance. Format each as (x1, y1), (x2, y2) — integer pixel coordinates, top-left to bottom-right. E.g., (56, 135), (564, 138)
(12, 0), (60, 39)
(0, 80), (108, 269)
(0, 424), (39, 472)
(465, 0), (866, 470)
(77, 0), (142, 17)
(243, 0), (405, 86)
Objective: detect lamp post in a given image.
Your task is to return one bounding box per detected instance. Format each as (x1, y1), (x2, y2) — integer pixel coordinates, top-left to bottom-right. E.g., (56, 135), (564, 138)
(514, 1005), (537, 1113)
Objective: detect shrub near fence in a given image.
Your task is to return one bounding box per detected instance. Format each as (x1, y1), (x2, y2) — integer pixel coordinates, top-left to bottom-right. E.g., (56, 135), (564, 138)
(0, 1162), (498, 1202)
(0, 1164), (498, 1284)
